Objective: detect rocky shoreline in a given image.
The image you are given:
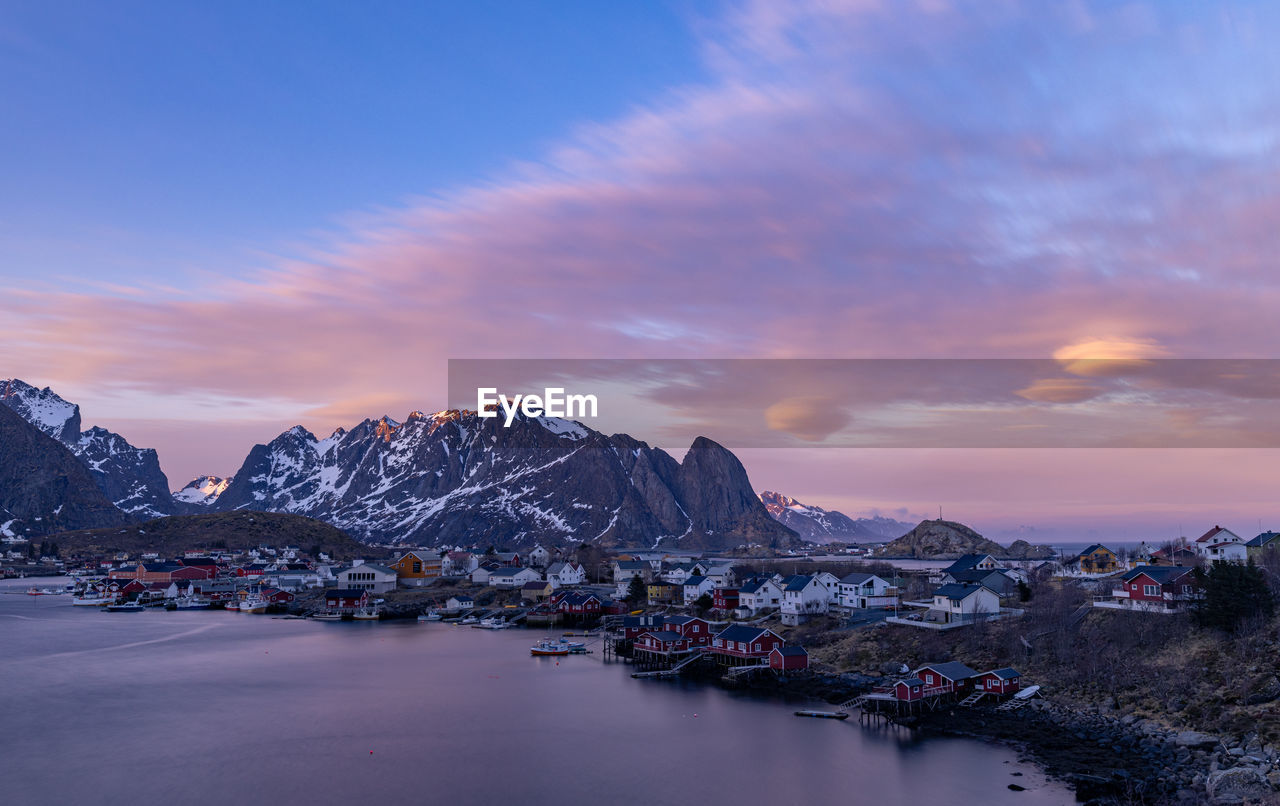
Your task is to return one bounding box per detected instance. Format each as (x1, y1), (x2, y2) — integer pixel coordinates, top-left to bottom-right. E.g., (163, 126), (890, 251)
(756, 672), (1279, 805)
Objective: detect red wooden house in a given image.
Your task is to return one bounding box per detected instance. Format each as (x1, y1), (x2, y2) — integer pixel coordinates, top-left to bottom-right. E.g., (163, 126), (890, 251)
(769, 645), (809, 671)
(235, 563), (271, 577)
(1107, 566), (1199, 613)
(913, 662), (979, 697)
(712, 588), (739, 611)
(892, 678), (925, 701)
(325, 589), (370, 611)
(170, 565), (215, 581)
(623, 614), (666, 640)
(554, 591), (602, 616)
(662, 615), (713, 647)
(709, 625), (785, 663)
(975, 667), (1021, 696)
(261, 588), (295, 604)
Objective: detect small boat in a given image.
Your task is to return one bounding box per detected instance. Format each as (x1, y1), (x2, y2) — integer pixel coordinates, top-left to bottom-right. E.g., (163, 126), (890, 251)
(106, 602), (145, 613)
(352, 608), (381, 621)
(25, 587), (43, 596)
(174, 596), (212, 610)
(224, 601), (241, 612)
(531, 639), (570, 656)
(794, 710), (850, 720)
(417, 610), (442, 622)
(311, 612), (344, 621)
(457, 615), (479, 625)
(476, 616), (508, 629)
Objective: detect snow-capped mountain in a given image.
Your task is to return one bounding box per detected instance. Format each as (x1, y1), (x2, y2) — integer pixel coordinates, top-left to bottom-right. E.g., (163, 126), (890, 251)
(1, 379), (177, 518)
(0, 403), (129, 537)
(759, 491), (914, 543)
(173, 475), (232, 507)
(212, 409), (796, 550)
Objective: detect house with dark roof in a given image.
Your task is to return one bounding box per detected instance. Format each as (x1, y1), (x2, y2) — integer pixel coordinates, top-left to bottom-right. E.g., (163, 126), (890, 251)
(769, 645), (809, 671)
(779, 574), (839, 625)
(1194, 525), (1247, 563)
(925, 584), (1000, 625)
(1246, 531), (1280, 563)
(975, 667), (1022, 696)
(835, 572), (898, 610)
(735, 576), (783, 616)
(943, 554), (1000, 575)
(944, 569), (1019, 598)
(709, 625), (785, 663)
(1067, 544), (1120, 574)
(1094, 566), (1200, 614)
(633, 630), (694, 659)
(913, 661), (979, 696)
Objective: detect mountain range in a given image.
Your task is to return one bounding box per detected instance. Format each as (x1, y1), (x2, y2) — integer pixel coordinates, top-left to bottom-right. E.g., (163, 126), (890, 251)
(758, 491), (915, 543)
(0, 379), (797, 550)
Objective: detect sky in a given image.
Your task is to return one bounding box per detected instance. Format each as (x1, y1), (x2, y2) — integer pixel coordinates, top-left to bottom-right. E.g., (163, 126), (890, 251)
(3, 0), (1280, 543)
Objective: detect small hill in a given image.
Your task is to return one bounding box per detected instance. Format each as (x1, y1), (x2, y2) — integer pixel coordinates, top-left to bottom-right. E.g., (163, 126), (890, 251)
(46, 511), (380, 561)
(874, 519), (1054, 559)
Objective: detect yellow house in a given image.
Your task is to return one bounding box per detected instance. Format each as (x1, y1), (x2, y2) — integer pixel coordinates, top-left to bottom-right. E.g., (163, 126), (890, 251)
(1073, 544), (1119, 574)
(391, 550), (442, 587)
(647, 583), (677, 604)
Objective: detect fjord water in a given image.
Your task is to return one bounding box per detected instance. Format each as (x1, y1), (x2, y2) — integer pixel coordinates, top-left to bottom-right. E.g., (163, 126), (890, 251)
(0, 580), (1071, 805)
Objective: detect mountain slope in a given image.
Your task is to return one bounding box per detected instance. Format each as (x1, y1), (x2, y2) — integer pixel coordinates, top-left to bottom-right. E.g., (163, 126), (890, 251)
(759, 491), (915, 543)
(1, 379), (177, 518)
(45, 511), (372, 560)
(213, 410), (797, 550)
(0, 403), (129, 537)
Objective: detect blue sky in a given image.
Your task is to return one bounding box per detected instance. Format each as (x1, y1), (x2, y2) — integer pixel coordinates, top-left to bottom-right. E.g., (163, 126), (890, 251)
(1, 0), (712, 286)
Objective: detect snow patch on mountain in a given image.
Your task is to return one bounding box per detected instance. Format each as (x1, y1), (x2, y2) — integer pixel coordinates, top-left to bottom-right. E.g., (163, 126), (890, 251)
(173, 475), (232, 506)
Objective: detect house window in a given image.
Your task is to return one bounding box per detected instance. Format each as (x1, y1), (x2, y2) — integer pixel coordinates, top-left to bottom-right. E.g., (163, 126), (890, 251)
(1143, 585), (1159, 596)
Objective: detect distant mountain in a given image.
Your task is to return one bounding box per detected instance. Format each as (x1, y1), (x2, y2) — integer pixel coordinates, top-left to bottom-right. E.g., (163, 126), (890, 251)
(0, 403), (129, 538)
(212, 410), (797, 551)
(1, 379), (177, 518)
(44, 511), (372, 560)
(758, 491), (914, 543)
(873, 518), (1054, 559)
(173, 475), (232, 507)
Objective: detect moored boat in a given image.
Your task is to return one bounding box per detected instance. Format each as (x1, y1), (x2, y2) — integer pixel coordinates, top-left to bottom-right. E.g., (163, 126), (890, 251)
(72, 594), (115, 607)
(352, 607), (381, 620)
(794, 710), (850, 719)
(530, 639), (571, 656)
(106, 602), (145, 612)
(238, 597), (268, 614)
(417, 610), (442, 622)
(477, 616), (508, 629)
(310, 611), (344, 621)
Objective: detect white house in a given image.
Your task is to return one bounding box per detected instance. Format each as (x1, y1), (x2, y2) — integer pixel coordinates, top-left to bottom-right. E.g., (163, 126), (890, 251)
(836, 572), (898, 610)
(736, 577), (783, 615)
(268, 570), (326, 591)
(695, 561), (737, 588)
(488, 567), (542, 589)
(613, 560), (652, 585)
(779, 574), (835, 625)
(926, 583), (1000, 625)
(661, 562), (699, 584)
(1195, 525), (1248, 563)
(445, 595), (474, 613)
(336, 562), (397, 594)
(546, 561), (585, 588)
(443, 551), (479, 577)
(527, 546), (552, 569)
(682, 575), (715, 605)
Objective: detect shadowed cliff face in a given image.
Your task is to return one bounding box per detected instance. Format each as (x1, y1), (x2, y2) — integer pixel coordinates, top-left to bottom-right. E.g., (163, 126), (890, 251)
(0, 403), (129, 538)
(213, 411), (797, 550)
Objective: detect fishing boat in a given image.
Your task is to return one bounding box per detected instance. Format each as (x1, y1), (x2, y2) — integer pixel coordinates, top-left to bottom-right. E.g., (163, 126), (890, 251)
(794, 710), (850, 720)
(224, 600), (241, 612)
(106, 602), (145, 613)
(174, 596), (212, 610)
(352, 608), (381, 621)
(238, 597), (269, 614)
(417, 610), (442, 622)
(457, 614), (480, 625)
(476, 616), (508, 629)
(311, 611), (344, 621)
(72, 594), (115, 607)
(530, 639), (571, 656)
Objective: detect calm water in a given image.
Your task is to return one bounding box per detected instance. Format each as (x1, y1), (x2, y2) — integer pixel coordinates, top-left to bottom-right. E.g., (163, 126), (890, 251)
(0, 578), (1072, 805)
